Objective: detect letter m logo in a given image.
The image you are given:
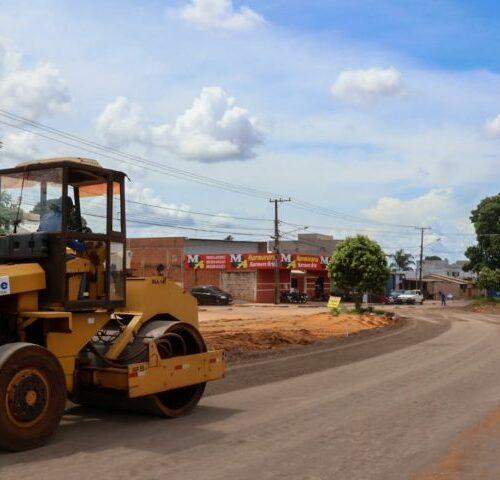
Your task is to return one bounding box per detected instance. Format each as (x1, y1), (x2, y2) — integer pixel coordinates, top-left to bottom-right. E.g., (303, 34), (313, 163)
(281, 254), (292, 263)
(230, 254), (242, 263)
(187, 255), (199, 266)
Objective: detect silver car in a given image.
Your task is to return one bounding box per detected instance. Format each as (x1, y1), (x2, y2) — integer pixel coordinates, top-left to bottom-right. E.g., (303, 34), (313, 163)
(397, 289), (424, 305)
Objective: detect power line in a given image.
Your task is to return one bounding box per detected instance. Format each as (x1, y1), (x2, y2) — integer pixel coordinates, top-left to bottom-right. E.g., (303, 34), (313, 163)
(0, 110), (425, 230)
(125, 199), (271, 222)
(0, 112), (276, 199)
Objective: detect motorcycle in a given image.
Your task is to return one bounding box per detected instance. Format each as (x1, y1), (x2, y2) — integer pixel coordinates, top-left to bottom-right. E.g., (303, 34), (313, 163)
(280, 290), (308, 304)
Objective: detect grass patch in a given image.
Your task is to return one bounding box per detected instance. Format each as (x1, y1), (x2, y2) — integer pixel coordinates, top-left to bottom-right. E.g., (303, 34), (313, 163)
(329, 307), (343, 317)
(472, 297), (500, 305)
(353, 305), (386, 315)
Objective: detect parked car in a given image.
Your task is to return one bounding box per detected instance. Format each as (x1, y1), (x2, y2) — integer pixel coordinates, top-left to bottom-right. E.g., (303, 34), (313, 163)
(396, 289), (424, 305)
(190, 285), (233, 305)
(368, 292), (388, 304)
(385, 291), (403, 304)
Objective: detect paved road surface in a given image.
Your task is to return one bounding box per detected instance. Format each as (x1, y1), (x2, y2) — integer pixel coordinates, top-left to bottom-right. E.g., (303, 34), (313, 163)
(1, 306), (500, 479)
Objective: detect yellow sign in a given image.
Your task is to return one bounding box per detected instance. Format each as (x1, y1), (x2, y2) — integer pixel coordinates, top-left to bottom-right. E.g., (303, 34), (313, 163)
(327, 296), (341, 308)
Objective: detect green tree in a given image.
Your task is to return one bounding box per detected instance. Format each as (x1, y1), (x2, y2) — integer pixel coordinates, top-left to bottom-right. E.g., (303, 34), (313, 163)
(425, 255), (442, 261)
(327, 235), (390, 306)
(476, 267), (500, 292)
(0, 191), (19, 234)
(389, 249), (415, 271)
(464, 193), (500, 273)
(464, 193), (500, 297)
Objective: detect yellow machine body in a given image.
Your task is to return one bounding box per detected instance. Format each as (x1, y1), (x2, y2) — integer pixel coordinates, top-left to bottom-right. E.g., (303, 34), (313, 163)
(0, 158), (225, 451)
(14, 272), (224, 396)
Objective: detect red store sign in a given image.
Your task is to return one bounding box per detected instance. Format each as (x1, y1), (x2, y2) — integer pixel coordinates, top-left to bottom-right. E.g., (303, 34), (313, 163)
(184, 253), (330, 271)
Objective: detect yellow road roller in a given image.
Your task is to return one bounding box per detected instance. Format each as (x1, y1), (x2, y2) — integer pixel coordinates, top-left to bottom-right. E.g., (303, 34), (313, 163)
(0, 157), (224, 451)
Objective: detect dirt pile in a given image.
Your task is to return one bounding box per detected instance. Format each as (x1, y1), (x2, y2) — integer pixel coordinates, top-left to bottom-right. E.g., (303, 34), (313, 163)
(199, 311), (395, 353)
(465, 301), (500, 314)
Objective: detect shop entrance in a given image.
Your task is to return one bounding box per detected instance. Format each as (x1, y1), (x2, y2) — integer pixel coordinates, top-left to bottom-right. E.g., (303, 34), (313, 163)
(290, 270), (306, 292)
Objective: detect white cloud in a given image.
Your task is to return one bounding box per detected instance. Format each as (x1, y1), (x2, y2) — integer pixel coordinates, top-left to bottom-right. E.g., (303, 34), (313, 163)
(95, 96), (147, 147)
(331, 67), (403, 103)
(0, 132), (39, 164)
(0, 39), (21, 72)
(359, 189), (476, 260)
(362, 189), (454, 227)
(485, 114), (500, 137)
(177, 0), (266, 30)
(126, 184), (193, 221)
(125, 182), (239, 237)
(0, 40), (70, 119)
(96, 87), (264, 162)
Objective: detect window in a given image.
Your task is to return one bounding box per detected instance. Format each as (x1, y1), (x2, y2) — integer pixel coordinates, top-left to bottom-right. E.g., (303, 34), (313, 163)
(77, 182), (107, 234)
(109, 242), (125, 301)
(112, 181), (122, 232)
(0, 168), (63, 234)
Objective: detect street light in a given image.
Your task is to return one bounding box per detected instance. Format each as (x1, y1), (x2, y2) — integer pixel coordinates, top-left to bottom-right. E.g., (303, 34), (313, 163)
(418, 237), (441, 289)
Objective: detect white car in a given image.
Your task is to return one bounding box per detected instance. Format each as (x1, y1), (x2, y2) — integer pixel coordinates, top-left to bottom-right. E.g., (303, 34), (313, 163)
(397, 289), (424, 305)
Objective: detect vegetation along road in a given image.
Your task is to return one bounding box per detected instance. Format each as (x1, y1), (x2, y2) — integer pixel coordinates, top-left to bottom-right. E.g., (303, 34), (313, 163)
(1, 304), (500, 479)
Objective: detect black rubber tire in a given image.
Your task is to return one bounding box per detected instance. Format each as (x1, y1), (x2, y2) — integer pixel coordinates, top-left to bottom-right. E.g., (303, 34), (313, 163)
(0, 343), (66, 451)
(75, 321), (207, 418)
(126, 320), (208, 417)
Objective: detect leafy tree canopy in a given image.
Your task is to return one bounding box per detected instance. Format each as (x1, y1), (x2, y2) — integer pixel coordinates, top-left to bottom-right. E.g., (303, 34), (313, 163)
(389, 249), (415, 271)
(477, 267), (500, 292)
(425, 255), (442, 261)
(464, 193), (500, 273)
(0, 191), (19, 234)
(327, 235), (389, 296)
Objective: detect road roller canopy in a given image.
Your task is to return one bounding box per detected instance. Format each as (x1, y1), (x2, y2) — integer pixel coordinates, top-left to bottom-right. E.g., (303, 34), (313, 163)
(0, 158), (127, 310)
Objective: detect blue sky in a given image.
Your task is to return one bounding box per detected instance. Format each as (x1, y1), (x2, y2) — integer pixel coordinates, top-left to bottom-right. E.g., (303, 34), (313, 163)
(0, 0), (499, 261)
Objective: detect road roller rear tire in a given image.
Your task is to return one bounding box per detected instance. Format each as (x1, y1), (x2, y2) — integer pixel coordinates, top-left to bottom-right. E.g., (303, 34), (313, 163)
(0, 343), (66, 451)
(74, 320), (208, 418)
(142, 382), (207, 417)
(126, 320), (208, 417)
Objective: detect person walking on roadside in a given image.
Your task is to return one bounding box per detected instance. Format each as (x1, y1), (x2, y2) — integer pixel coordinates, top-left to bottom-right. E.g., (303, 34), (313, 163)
(440, 291), (446, 306)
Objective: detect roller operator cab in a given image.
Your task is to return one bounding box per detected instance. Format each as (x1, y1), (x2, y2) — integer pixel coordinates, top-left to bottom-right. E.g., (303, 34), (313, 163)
(0, 158), (225, 451)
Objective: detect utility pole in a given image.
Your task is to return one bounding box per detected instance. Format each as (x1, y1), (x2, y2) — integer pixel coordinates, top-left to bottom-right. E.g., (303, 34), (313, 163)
(415, 226), (431, 291)
(270, 197), (291, 304)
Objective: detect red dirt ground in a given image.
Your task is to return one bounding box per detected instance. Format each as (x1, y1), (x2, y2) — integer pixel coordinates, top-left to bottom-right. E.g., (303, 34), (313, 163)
(199, 310), (395, 353)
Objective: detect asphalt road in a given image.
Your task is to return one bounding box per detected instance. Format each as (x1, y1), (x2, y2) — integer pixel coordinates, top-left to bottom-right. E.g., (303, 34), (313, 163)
(1, 305), (500, 479)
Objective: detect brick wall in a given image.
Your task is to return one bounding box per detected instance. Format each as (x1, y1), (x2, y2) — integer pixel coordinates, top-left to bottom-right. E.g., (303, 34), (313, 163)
(256, 270), (291, 303)
(426, 281), (479, 300)
(305, 272), (330, 300)
(127, 237), (185, 283)
(184, 269), (222, 291)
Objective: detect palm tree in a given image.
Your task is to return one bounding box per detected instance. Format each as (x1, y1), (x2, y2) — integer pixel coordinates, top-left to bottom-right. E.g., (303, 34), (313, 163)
(389, 249), (415, 271)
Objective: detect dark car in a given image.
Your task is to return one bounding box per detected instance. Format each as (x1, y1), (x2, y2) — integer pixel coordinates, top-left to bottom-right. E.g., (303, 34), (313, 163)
(385, 291), (403, 304)
(190, 285), (233, 305)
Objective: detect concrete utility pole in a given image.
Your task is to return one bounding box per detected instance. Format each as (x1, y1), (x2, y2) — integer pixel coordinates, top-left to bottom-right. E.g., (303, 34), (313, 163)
(270, 197), (291, 304)
(416, 226), (431, 291)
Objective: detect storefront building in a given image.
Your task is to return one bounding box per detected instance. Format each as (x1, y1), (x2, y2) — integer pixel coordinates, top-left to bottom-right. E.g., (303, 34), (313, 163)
(126, 236), (333, 303)
(184, 252), (331, 302)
